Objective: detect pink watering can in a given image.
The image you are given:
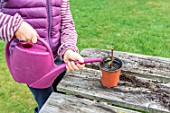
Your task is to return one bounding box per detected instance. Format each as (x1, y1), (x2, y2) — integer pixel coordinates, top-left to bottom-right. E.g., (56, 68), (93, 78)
(5, 37), (102, 88)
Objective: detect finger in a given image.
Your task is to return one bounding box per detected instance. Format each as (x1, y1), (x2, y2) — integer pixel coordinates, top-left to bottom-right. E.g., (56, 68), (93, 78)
(25, 36), (31, 42)
(77, 64), (85, 69)
(66, 65), (70, 71)
(20, 36), (27, 42)
(28, 34), (34, 42)
(76, 54), (84, 63)
(27, 40), (31, 42)
(35, 32), (39, 37)
(24, 34), (33, 42)
(77, 63), (85, 69)
(70, 61), (79, 70)
(67, 61), (74, 71)
(32, 35), (37, 43)
(63, 58), (69, 63)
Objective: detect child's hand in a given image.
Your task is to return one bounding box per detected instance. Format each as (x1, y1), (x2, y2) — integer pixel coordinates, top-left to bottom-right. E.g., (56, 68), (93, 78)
(63, 49), (85, 71)
(15, 21), (38, 43)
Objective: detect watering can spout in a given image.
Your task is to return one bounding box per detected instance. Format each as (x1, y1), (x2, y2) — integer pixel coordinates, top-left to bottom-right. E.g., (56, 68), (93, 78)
(29, 63), (66, 88)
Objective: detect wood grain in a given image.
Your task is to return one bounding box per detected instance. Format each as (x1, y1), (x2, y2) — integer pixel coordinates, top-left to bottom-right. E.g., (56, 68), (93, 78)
(57, 68), (170, 113)
(40, 92), (140, 113)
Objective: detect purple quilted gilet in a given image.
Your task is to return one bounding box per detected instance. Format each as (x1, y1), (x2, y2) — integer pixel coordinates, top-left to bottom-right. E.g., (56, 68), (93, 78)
(0, 0), (62, 57)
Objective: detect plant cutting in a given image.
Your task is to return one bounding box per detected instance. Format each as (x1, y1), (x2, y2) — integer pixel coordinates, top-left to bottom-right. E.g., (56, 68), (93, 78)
(99, 48), (123, 88)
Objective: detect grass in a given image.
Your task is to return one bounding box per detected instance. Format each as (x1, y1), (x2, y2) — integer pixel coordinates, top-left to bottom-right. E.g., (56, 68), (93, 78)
(0, 42), (36, 113)
(0, 0), (170, 112)
(72, 0), (170, 57)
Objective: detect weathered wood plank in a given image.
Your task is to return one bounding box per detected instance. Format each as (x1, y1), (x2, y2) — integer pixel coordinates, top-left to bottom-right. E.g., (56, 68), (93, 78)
(40, 92), (140, 113)
(57, 68), (170, 113)
(80, 48), (170, 82)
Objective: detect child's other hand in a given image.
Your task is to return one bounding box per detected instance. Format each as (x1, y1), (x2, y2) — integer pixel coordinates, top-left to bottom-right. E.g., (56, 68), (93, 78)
(15, 21), (38, 43)
(63, 49), (85, 71)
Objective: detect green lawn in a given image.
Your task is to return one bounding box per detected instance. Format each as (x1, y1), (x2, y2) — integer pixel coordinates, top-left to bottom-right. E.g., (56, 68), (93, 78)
(73, 0), (170, 57)
(0, 0), (170, 112)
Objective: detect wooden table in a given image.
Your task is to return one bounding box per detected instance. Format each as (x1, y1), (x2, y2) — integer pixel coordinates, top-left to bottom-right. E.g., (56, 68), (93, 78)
(40, 48), (170, 113)
(40, 92), (140, 113)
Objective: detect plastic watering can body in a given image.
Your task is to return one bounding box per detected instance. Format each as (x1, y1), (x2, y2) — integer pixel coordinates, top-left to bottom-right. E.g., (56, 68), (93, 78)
(6, 37), (56, 88)
(5, 37), (102, 88)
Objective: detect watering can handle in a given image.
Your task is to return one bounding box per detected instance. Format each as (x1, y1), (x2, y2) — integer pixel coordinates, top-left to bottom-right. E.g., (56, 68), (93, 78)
(36, 37), (53, 59)
(75, 58), (103, 64)
(57, 58), (103, 72)
(5, 37), (14, 76)
(5, 37), (53, 74)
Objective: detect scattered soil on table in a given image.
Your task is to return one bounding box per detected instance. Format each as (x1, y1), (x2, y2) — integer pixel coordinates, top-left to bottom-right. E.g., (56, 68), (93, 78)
(120, 74), (170, 111)
(120, 74), (152, 88)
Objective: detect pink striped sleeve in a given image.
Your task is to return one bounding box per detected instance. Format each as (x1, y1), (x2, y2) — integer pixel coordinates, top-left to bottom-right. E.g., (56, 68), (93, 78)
(0, 12), (23, 42)
(57, 0), (78, 60)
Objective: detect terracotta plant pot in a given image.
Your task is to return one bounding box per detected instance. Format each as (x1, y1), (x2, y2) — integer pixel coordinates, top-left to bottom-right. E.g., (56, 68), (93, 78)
(99, 57), (123, 88)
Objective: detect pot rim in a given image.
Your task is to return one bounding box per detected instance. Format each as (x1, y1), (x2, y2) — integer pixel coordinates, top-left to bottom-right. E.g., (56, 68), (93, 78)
(99, 57), (123, 72)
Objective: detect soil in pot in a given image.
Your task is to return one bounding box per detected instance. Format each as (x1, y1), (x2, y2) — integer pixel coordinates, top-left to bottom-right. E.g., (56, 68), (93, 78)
(100, 57), (122, 72)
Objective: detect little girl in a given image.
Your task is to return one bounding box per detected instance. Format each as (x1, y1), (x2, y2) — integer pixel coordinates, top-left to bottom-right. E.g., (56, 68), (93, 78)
(0, 0), (85, 112)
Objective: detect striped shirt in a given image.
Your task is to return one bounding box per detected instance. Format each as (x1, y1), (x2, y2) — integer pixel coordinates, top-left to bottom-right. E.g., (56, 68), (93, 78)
(0, 13), (23, 42)
(0, 0), (78, 57)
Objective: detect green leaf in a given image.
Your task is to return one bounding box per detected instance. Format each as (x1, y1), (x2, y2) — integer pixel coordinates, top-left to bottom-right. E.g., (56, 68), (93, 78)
(106, 58), (111, 61)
